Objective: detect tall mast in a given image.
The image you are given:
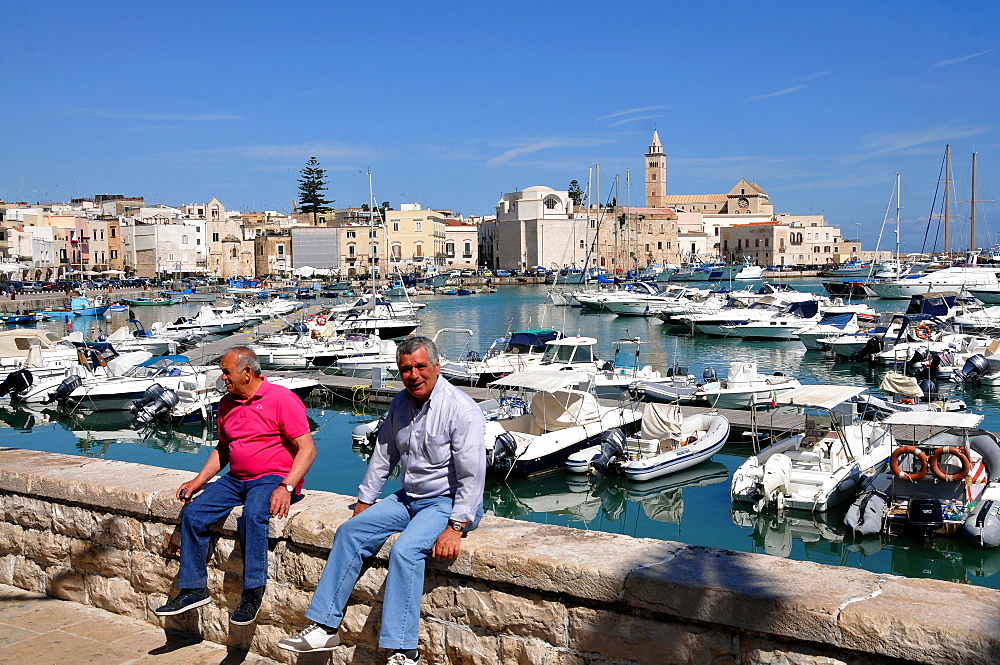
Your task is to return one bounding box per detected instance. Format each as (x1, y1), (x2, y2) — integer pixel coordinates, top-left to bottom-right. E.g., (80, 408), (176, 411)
(971, 152), (977, 252)
(944, 143), (951, 255)
(895, 172), (901, 265)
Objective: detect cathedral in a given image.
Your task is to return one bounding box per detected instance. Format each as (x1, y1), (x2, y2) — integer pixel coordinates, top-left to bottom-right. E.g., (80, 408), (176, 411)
(644, 131), (774, 216)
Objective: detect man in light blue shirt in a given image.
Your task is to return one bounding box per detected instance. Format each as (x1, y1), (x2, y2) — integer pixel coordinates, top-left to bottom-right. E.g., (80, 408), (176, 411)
(279, 336), (485, 665)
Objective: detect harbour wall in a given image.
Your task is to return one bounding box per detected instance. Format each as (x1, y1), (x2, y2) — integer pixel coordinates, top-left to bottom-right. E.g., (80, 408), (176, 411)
(2, 447), (998, 665)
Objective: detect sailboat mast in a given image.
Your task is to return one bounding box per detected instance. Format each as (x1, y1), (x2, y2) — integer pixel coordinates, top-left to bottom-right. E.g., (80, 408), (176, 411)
(971, 152), (977, 252)
(944, 143), (951, 255)
(614, 172), (620, 273)
(895, 172), (901, 265)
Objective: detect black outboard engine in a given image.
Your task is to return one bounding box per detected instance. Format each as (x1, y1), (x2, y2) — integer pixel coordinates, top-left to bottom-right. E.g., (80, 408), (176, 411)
(291, 322), (309, 334)
(130, 384), (180, 424)
(906, 493), (944, 537)
(589, 428), (627, 477)
(953, 354), (990, 384)
(487, 432), (517, 476)
(918, 379), (938, 403)
(44, 375), (84, 405)
(465, 350), (481, 362)
(0, 368), (33, 400)
(858, 335), (884, 359)
(173, 317), (188, 325)
(703, 366), (717, 382)
(906, 348), (929, 378)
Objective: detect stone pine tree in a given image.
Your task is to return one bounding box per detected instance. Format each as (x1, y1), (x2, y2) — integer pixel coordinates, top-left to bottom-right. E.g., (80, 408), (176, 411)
(568, 179), (584, 206)
(297, 157), (333, 225)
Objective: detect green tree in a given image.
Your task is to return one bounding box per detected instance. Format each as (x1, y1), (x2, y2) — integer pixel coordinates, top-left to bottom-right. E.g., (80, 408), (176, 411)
(568, 179), (584, 206)
(297, 157), (333, 225)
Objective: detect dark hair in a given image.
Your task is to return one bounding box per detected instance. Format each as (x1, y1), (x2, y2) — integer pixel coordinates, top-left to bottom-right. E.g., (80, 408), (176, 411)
(225, 346), (262, 375)
(396, 336), (439, 365)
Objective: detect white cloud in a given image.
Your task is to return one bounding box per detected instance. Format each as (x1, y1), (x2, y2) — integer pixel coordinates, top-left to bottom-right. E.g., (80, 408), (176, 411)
(747, 85), (807, 102)
(610, 115), (662, 127)
(158, 142), (384, 164)
(485, 138), (613, 167)
(855, 125), (989, 158)
(794, 71), (833, 84)
(595, 106), (669, 121)
(934, 48), (995, 67)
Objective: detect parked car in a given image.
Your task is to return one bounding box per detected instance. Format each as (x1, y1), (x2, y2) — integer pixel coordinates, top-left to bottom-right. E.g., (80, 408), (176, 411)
(495, 269), (512, 277)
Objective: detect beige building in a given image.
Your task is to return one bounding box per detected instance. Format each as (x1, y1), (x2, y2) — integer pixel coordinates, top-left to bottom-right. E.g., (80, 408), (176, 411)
(206, 220), (254, 278)
(720, 216), (861, 267)
(253, 234), (292, 277)
(383, 205), (447, 273)
(443, 219), (478, 269)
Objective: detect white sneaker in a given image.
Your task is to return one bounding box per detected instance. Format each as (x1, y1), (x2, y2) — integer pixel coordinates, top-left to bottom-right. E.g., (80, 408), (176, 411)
(386, 652), (421, 665)
(277, 622), (341, 652)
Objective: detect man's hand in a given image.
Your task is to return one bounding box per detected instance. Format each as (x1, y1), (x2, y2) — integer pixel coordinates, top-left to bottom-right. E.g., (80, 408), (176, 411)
(176, 480), (204, 502)
(431, 527), (463, 561)
(353, 500), (371, 517)
(270, 485), (293, 518)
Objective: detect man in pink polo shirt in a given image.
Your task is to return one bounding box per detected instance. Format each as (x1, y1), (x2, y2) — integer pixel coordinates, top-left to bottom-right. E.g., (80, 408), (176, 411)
(155, 346), (316, 625)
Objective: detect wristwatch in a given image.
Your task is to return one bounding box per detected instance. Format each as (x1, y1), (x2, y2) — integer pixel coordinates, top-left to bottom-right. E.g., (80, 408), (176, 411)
(448, 520), (464, 532)
(282, 483), (295, 493)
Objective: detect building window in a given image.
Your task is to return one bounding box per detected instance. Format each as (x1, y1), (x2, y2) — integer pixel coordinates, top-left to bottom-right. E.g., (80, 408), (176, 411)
(392, 221), (399, 232)
(391, 243), (401, 258)
(110, 227), (116, 238)
(319, 216), (325, 224)
(415, 220), (423, 232)
(666, 242), (671, 249)
(415, 243), (423, 257)
(590, 220), (596, 229)
(544, 198), (557, 209)
(182, 235), (189, 244)
(231, 248), (237, 259)
(463, 240), (472, 257)
(212, 233), (219, 242)
(650, 174), (656, 181)
(277, 245), (284, 255)
(347, 231), (356, 239)
(348, 244), (356, 256)
(168, 253), (174, 261)
(445, 241), (455, 257)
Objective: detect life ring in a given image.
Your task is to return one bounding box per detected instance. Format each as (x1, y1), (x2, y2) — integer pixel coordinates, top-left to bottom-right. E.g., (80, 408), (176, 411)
(890, 445), (929, 481)
(316, 316), (328, 326)
(929, 446), (970, 482)
(899, 398), (914, 405)
(913, 324), (932, 340)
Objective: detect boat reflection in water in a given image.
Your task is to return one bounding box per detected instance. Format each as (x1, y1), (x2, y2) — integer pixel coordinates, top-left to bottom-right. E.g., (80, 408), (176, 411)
(484, 461), (729, 526)
(731, 504), (1000, 584)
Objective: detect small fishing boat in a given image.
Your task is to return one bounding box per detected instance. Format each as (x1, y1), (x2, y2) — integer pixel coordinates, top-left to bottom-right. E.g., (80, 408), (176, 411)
(120, 297), (176, 306)
(0, 313), (38, 325)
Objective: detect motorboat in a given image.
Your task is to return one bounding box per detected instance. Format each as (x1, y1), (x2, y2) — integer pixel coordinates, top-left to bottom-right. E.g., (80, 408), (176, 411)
(823, 259), (873, 278)
(795, 312), (863, 350)
(483, 370), (642, 478)
(332, 339), (399, 378)
(0, 345), (152, 405)
(0, 329), (83, 382)
(99, 322), (178, 356)
(676, 294), (809, 336)
(720, 300), (823, 340)
(731, 385), (896, 512)
(689, 361), (801, 410)
(870, 254), (1000, 299)
(822, 280), (878, 299)
(57, 355), (215, 412)
(850, 371), (966, 415)
(36, 291), (111, 319)
(155, 305), (246, 337)
(565, 402), (730, 482)
(438, 328), (564, 386)
(845, 411), (1000, 549)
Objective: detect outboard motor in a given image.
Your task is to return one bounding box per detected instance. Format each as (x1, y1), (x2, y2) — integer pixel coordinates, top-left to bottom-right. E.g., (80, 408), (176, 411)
(953, 354), (990, 384)
(130, 384), (180, 424)
(918, 379), (938, 402)
(858, 335), (884, 359)
(962, 499), (1000, 549)
(589, 428), (627, 477)
(487, 432), (517, 476)
(290, 322), (309, 334)
(906, 494), (944, 537)
(906, 348), (929, 377)
(465, 350), (481, 362)
(351, 416), (384, 447)
(44, 375), (84, 405)
(702, 366), (717, 383)
(0, 368), (33, 399)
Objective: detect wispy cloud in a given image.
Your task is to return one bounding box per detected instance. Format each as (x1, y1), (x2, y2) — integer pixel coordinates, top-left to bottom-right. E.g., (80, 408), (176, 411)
(610, 114), (661, 127)
(595, 106), (668, 121)
(67, 107), (241, 122)
(934, 48), (995, 67)
(747, 85), (806, 102)
(855, 125), (989, 158)
(794, 70), (832, 83)
(486, 138), (613, 167)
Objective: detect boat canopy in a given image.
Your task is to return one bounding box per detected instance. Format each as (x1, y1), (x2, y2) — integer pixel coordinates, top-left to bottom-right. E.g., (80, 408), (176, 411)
(774, 384), (867, 410)
(816, 312), (855, 329)
(488, 369), (592, 392)
(882, 412), (985, 428)
(787, 300), (819, 318)
(531, 389), (603, 429)
(138, 354), (190, 367)
(507, 329), (561, 351)
(905, 292), (957, 316)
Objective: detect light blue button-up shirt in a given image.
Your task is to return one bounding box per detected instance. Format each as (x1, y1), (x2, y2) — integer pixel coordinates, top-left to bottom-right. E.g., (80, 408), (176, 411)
(357, 376), (486, 523)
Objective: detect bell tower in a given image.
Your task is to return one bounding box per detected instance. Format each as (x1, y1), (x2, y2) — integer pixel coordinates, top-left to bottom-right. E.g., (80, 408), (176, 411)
(645, 130), (666, 207)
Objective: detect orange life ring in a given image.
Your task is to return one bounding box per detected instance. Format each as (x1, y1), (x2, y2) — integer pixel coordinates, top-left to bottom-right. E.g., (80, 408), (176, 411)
(929, 446), (971, 482)
(890, 445), (929, 481)
(899, 398), (914, 405)
(316, 316), (328, 326)
(913, 324), (932, 340)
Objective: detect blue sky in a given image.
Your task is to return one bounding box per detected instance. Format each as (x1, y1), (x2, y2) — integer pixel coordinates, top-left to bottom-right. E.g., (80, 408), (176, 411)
(2, 1), (998, 251)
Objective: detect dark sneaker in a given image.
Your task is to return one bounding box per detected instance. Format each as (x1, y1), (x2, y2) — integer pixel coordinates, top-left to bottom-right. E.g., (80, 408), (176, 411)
(277, 622), (341, 652)
(230, 585), (265, 625)
(154, 588), (210, 616)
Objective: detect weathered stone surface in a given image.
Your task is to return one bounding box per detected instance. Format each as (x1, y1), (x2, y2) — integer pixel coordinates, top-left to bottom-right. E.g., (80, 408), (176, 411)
(271, 542), (328, 590)
(441, 622), (501, 665)
(466, 516), (681, 602)
(499, 635), (588, 665)
(23, 529), (71, 566)
(741, 634), (855, 665)
(12, 556), (45, 592)
(341, 602), (379, 646)
(211, 534), (242, 573)
(46, 566), (88, 603)
(50, 503), (96, 540)
(86, 573), (146, 619)
(29, 458), (179, 515)
(426, 582), (568, 645)
(0, 553), (15, 585)
(839, 576), (1000, 665)
(569, 605), (737, 665)
(129, 550), (178, 593)
(261, 584), (313, 628)
(284, 491), (356, 549)
(142, 519), (181, 555)
(0, 448), (100, 494)
(3, 493), (52, 530)
(91, 511), (144, 550)
(353, 562), (388, 602)
(0, 521), (24, 556)
(70, 539), (131, 575)
(624, 546), (882, 645)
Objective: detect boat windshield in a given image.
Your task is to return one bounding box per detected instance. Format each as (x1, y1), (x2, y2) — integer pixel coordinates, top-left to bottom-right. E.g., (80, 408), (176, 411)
(541, 343), (594, 365)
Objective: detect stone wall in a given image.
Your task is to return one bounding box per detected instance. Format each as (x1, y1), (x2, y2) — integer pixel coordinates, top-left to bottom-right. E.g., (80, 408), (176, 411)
(2, 447), (1000, 665)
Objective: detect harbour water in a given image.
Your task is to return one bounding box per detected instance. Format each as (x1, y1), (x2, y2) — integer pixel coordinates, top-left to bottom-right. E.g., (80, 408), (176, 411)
(7, 282), (1000, 588)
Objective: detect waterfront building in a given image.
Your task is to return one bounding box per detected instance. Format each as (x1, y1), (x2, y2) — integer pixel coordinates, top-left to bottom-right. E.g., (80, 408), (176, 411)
(206, 219), (254, 278)
(290, 227), (341, 272)
(645, 130), (667, 208)
(720, 216), (861, 267)
(487, 186), (586, 271)
(132, 223), (199, 278)
(253, 233), (292, 276)
(443, 217), (478, 270)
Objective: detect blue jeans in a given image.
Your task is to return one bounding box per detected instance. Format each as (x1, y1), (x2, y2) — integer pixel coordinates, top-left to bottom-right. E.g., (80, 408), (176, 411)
(305, 490), (482, 650)
(177, 473), (286, 590)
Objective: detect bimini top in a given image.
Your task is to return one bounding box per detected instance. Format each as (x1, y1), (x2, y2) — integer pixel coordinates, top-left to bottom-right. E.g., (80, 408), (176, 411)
(882, 411), (985, 429)
(137, 354), (190, 367)
(774, 384), (867, 410)
(488, 369), (592, 393)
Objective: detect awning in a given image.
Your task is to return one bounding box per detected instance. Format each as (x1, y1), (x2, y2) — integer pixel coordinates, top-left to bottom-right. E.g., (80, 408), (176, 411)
(488, 369), (592, 392)
(882, 412), (985, 428)
(775, 384), (867, 410)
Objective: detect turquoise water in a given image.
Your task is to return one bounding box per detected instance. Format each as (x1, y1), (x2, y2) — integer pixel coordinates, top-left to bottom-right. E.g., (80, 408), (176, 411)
(7, 284), (1000, 588)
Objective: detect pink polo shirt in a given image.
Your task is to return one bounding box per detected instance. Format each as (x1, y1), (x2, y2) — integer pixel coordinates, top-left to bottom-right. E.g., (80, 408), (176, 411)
(218, 377), (311, 489)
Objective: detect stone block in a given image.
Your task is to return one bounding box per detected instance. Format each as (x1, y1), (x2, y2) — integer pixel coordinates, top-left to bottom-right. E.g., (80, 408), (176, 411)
(28, 457), (184, 516)
(353, 561), (388, 602)
(50, 503), (96, 540)
(92, 512), (144, 550)
(284, 491), (357, 549)
(3, 494), (52, 530)
(70, 539), (131, 576)
(0, 553), (15, 585)
(342, 602), (379, 646)
(23, 528), (72, 566)
(839, 576), (1000, 665)
(740, 635), (851, 665)
(87, 574), (146, 619)
(442, 622), (501, 665)
(129, 550), (178, 593)
(568, 606), (737, 665)
(427, 581), (568, 645)
(499, 635), (587, 665)
(142, 519), (181, 556)
(624, 545), (881, 645)
(46, 566), (88, 603)
(260, 584), (312, 628)
(0, 448), (99, 494)
(0, 521), (24, 556)
(466, 517), (680, 602)
(211, 534), (243, 573)
(12, 556), (45, 592)
(148, 483), (187, 521)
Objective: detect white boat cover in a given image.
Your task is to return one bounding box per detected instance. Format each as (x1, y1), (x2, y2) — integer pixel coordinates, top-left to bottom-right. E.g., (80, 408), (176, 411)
(641, 403), (684, 443)
(489, 369), (593, 393)
(727, 362), (758, 384)
(774, 384), (867, 409)
(106, 327), (133, 342)
(0, 330), (62, 357)
(879, 371), (925, 398)
(882, 411), (985, 428)
(531, 389), (603, 431)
